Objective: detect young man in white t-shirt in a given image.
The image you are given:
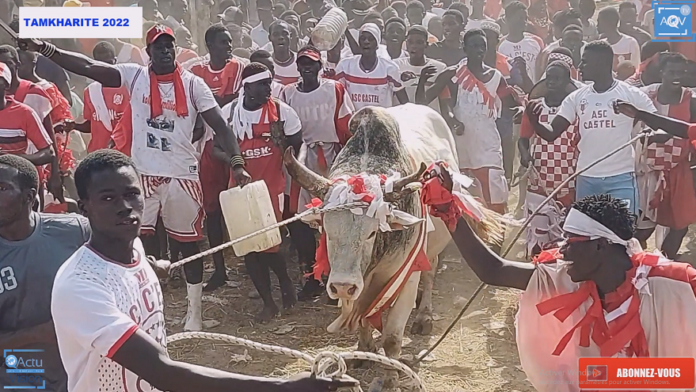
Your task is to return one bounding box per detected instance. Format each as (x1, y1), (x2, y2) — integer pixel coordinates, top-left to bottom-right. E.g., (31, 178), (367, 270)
(526, 40), (655, 216)
(498, 1), (545, 83)
(19, 25), (251, 333)
(268, 20), (301, 86)
(335, 23), (408, 110)
(394, 25), (449, 113)
(597, 7), (640, 71)
(51, 149), (355, 392)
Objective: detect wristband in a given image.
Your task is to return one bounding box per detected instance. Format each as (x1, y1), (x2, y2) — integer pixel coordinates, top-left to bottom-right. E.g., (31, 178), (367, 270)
(229, 155), (245, 168)
(39, 42), (57, 58)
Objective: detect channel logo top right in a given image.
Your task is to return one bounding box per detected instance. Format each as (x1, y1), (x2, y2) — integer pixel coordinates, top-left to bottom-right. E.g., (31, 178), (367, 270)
(652, 0), (696, 42)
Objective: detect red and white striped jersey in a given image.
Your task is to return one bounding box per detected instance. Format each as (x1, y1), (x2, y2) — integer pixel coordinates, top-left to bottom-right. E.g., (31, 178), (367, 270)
(334, 55), (402, 110)
(273, 52), (301, 86)
(0, 98), (52, 155)
(188, 58), (245, 98)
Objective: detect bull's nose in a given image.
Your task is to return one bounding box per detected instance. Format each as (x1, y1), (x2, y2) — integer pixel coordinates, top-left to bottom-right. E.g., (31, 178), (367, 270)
(329, 283), (359, 299)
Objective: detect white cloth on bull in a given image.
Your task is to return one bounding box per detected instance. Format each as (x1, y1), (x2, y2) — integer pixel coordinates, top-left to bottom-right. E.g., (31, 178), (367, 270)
(321, 172), (419, 232)
(524, 191), (564, 255)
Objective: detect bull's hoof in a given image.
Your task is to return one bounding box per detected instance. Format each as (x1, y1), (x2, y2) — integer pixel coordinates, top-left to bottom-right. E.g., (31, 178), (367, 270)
(410, 314), (433, 335)
(255, 304), (279, 323)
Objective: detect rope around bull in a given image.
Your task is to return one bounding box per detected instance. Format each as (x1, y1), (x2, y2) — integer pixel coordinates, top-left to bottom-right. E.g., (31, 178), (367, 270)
(165, 130), (652, 388)
(167, 201), (426, 390)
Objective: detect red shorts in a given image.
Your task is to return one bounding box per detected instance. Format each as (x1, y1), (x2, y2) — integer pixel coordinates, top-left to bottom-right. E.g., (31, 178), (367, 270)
(199, 139), (230, 213)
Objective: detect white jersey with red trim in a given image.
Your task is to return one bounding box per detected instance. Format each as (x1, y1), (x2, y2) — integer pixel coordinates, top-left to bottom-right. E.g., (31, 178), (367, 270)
(334, 55), (403, 110)
(280, 79), (354, 144)
(115, 63), (218, 180)
(51, 238), (166, 392)
(273, 53), (301, 86)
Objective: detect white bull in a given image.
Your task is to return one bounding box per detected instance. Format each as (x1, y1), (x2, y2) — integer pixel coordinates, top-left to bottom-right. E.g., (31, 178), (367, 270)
(285, 104), (499, 390)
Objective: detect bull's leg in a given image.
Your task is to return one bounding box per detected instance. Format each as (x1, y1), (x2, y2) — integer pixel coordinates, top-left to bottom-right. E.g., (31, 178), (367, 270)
(411, 256), (438, 335)
(350, 323), (377, 369)
(379, 271), (421, 391)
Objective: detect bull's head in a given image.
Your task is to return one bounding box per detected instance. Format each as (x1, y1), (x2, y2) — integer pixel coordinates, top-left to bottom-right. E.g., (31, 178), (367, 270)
(284, 147), (426, 302)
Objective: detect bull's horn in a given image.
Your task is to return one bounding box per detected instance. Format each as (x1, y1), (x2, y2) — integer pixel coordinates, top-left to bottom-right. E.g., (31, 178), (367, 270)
(384, 162), (427, 202)
(283, 146), (331, 200)
(393, 162), (427, 191)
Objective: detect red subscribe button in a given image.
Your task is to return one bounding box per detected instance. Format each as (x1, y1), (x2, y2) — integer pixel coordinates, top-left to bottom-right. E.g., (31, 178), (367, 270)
(579, 358), (695, 389)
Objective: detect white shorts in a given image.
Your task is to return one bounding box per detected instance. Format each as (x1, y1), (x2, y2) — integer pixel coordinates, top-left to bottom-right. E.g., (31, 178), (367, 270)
(140, 175), (205, 242)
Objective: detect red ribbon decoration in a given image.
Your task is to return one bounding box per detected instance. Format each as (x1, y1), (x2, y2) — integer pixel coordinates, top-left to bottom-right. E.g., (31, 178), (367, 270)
(533, 250), (663, 358)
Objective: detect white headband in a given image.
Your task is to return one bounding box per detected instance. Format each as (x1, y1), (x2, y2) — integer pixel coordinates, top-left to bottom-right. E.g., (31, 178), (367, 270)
(242, 70), (272, 86)
(562, 208), (642, 257)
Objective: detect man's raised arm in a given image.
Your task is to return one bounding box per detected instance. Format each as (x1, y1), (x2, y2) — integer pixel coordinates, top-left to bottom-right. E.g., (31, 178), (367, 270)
(18, 39), (121, 88)
(614, 100), (690, 139)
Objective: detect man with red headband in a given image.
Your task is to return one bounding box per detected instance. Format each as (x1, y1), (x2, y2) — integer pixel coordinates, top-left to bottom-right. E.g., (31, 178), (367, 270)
(18, 24), (251, 333)
(420, 164), (696, 392)
(280, 46), (354, 300)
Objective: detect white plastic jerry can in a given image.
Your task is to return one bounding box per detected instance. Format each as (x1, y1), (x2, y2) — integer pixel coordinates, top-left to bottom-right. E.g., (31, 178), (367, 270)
(219, 181), (282, 256)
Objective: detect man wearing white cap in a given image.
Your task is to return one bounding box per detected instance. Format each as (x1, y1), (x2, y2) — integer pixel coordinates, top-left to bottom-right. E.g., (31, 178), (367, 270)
(19, 24), (251, 333)
(334, 22), (408, 110)
(421, 164), (696, 392)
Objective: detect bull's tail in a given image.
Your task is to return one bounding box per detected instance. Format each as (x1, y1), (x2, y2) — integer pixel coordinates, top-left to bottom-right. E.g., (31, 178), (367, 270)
(464, 205), (506, 248)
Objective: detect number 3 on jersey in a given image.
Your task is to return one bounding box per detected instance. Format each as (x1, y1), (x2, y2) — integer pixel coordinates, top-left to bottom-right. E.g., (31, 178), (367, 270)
(0, 266), (18, 293)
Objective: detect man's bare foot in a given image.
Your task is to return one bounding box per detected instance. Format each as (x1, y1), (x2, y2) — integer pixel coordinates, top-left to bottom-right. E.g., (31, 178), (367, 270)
(255, 304), (279, 322)
(203, 271), (227, 292)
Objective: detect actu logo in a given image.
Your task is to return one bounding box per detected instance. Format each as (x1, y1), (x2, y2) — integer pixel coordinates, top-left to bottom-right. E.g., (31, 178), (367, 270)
(5, 354), (18, 368)
(587, 365), (609, 381)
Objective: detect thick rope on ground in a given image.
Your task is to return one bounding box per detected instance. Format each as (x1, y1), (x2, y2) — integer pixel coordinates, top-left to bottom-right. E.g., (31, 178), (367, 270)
(167, 332), (425, 390)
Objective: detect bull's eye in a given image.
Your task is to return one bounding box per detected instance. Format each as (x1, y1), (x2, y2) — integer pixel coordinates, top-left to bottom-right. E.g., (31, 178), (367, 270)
(367, 232), (376, 240)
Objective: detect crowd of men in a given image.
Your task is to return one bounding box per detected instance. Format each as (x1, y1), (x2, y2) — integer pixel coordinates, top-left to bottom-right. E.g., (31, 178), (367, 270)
(2, 0), (696, 390)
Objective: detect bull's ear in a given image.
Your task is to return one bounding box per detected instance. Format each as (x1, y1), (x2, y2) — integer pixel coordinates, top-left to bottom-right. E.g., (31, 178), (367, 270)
(387, 210), (424, 231)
